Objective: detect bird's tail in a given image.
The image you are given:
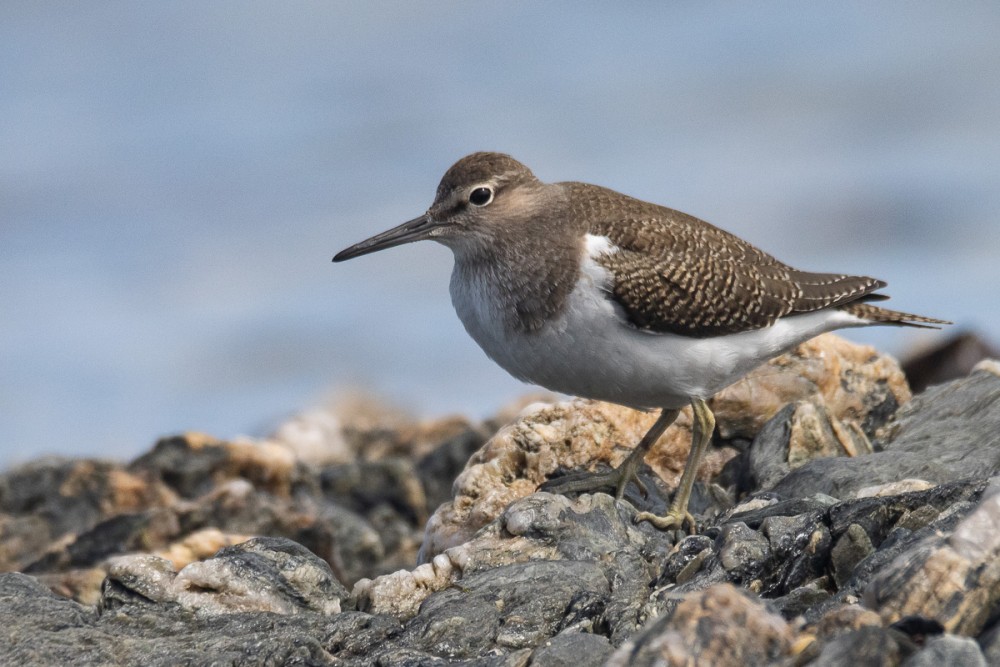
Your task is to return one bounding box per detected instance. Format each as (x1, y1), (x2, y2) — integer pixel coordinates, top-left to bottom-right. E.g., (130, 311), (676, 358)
(841, 302), (951, 329)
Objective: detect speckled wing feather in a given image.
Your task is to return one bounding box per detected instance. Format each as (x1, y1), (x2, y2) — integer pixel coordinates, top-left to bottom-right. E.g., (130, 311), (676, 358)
(572, 184), (888, 337)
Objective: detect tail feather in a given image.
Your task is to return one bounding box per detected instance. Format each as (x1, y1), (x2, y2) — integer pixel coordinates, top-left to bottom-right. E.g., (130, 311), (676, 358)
(841, 303), (951, 329)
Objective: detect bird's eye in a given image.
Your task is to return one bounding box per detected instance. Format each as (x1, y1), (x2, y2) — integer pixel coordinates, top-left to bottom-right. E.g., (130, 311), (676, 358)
(469, 186), (494, 207)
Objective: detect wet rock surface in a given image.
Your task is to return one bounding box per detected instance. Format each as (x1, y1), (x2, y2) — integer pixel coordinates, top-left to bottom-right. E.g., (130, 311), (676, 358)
(2, 335), (1000, 666)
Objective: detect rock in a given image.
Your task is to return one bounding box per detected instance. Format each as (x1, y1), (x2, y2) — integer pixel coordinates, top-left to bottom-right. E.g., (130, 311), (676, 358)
(830, 523), (875, 588)
(716, 522), (770, 583)
(0, 458), (175, 571)
(153, 527), (252, 569)
(977, 620), (1000, 665)
(129, 433), (302, 499)
(419, 400), (711, 559)
(31, 567), (108, 606)
(0, 570), (369, 666)
(528, 632), (613, 667)
(758, 509), (831, 597)
(810, 626), (916, 666)
(606, 584), (794, 667)
(4, 402), (491, 605)
(902, 634), (988, 667)
(416, 425), (491, 514)
(321, 458), (429, 525)
(322, 392), (488, 463)
(863, 479), (1000, 636)
(661, 534), (714, 584)
(24, 508), (180, 573)
(901, 331), (1000, 393)
(359, 491), (673, 644)
(265, 405), (355, 465)
(856, 479), (936, 498)
(711, 332), (911, 441)
(812, 603), (883, 639)
(403, 560), (609, 659)
(7, 333), (1000, 664)
(799, 478), (989, 625)
(749, 400), (874, 491)
(102, 537), (348, 616)
(772, 369), (1000, 499)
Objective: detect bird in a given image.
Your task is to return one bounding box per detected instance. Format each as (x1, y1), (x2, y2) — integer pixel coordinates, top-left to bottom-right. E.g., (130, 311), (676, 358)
(333, 152), (948, 530)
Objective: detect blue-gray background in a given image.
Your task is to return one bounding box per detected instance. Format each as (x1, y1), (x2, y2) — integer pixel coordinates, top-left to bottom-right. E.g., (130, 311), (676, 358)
(3, 2), (998, 468)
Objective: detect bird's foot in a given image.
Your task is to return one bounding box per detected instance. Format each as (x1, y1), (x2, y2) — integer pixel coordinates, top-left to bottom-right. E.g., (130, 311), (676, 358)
(539, 461), (645, 501)
(634, 507), (696, 533)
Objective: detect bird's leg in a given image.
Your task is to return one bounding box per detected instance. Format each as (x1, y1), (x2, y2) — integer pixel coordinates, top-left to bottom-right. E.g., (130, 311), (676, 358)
(635, 397), (715, 531)
(539, 408), (680, 500)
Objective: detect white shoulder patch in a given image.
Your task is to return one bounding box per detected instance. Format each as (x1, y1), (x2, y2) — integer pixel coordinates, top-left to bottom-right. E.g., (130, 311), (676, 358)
(579, 233), (618, 295)
(584, 233), (617, 259)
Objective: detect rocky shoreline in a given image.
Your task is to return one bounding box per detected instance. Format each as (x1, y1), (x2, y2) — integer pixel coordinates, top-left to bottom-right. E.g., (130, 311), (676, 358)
(2, 333), (1000, 666)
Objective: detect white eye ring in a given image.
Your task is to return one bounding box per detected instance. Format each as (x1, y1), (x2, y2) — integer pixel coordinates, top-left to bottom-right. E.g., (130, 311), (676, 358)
(468, 186), (494, 207)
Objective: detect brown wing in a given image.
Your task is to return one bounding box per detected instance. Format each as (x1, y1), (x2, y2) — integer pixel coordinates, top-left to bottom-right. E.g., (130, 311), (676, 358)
(575, 188), (886, 337)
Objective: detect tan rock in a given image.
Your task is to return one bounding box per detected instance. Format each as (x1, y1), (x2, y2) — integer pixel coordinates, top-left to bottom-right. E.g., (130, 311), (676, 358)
(266, 391), (492, 465)
(606, 584), (794, 666)
(786, 400), (874, 469)
(863, 483), (1000, 635)
(154, 528), (253, 570)
(222, 437), (299, 497)
(855, 479), (936, 499)
(712, 332), (911, 440)
(812, 604), (883, 640)
(266, 406), (354, 465)
(33, 568), (108, 606)
(973, 358), (1000, 377)
(351, 550), (464, 619)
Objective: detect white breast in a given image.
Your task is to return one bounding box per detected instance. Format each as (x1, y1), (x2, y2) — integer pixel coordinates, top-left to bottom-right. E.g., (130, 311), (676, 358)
(449, 234), (869, 410)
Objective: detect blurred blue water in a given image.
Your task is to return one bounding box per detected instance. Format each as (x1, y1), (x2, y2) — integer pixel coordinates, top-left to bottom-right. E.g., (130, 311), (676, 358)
(2, 2), (998, 467)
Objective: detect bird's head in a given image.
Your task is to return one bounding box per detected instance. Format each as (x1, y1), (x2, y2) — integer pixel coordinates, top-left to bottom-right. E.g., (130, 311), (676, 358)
(333, 152), (548, 262)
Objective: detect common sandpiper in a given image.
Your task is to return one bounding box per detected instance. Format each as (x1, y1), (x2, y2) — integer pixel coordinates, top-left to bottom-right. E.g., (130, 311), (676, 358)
(333, 152), (948, 530)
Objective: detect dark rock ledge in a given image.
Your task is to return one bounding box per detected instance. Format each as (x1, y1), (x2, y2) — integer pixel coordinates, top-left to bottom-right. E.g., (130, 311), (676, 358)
(2, 335), (1000, 666)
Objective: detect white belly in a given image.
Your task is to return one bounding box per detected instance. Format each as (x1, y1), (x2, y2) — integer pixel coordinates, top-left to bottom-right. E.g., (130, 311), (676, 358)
(449, 257), (868, 410)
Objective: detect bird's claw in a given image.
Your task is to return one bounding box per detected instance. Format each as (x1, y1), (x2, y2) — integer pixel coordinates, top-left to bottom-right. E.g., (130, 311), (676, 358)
(634, 508), (696, 533)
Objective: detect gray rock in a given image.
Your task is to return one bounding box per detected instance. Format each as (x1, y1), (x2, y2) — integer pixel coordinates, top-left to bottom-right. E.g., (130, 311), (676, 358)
(901, 332), (1000, 393)
(748, 403), (796, 490)
(830, 523), (875, 587)
(321, 458), (427, 525)
(864, 479), (1000, 636)
(102, 536), (348, 616)
(529, 631), (613, 667)
(716, 522), (770, 580)
(0, 457), (171, 572)
(811, 626), (916, 666)
(758, 510), (831, 596)
(770, 580), (831, 619)
(977, 621), (1000, 665)
(902, 634), (988, 667)
(0, 571), (349, 666)
(773, 370), (1000, 499)
(7, 361), (1000, 665)
(804, 479), (986, 625)
(416, 426), (490, 514)
(661, 535), (713, 583)
(403, 560), (609, 659)
(494, 492), (674, 644)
